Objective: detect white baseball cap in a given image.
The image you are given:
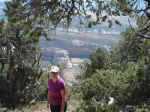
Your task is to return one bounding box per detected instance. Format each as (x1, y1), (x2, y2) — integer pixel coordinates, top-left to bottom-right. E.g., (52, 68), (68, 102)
(50, 65), (59, 73)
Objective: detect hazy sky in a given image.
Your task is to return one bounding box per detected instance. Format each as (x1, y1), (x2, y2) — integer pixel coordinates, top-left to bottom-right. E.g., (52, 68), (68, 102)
(0, 0), (11, 1)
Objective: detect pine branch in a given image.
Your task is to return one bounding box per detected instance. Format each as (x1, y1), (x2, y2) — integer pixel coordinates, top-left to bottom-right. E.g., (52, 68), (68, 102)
(128, 18), (150, 39)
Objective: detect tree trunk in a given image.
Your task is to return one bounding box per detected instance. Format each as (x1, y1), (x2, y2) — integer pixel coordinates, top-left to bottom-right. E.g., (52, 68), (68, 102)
(7, 61), (16, 107)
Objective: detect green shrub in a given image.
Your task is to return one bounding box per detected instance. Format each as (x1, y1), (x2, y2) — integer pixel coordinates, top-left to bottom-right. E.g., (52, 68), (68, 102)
(33, 72), (50, 101)
(80, 48), (108, 79)
(77, 61), (150, 111)
(134, 104), (150, 112)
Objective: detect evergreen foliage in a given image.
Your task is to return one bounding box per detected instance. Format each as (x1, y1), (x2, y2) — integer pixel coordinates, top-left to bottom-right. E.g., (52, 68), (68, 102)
(76, 16), (150, 111)
(0, 0), (45, 108)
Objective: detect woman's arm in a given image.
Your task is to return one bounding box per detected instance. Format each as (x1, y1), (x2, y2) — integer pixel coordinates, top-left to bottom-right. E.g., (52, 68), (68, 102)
(47, 91), (50, 112)
(60, 89), (65, 112)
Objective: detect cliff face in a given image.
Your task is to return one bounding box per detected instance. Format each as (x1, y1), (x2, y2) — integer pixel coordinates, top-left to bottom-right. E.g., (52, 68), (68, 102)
(40, 27), (122, 63)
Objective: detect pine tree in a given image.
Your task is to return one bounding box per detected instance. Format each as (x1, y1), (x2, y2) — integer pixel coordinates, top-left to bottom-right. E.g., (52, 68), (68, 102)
(0, 0), (45, 107)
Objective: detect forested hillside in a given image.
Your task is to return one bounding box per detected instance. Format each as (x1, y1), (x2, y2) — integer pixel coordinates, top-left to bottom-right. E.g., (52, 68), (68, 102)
(74, 16), (150, 111)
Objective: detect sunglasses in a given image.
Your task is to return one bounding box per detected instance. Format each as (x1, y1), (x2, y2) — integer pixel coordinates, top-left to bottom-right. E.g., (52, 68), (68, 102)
(51, 72), (58, 75)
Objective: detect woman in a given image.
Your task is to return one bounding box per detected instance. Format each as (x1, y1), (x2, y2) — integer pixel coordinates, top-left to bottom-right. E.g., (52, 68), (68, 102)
(47, 65), (67, 112)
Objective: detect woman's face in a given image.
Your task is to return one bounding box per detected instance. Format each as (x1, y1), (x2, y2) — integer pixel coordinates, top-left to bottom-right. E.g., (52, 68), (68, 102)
(51, 72), (58, 76)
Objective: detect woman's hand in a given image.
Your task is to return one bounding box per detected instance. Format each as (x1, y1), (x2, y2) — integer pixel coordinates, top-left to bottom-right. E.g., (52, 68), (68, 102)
(47, 106), (50, 112)
(60, 109), (64, 112)
(47, 90), (50, 112)
(47, 102), (50, 112)
(60, 89), (65, 112)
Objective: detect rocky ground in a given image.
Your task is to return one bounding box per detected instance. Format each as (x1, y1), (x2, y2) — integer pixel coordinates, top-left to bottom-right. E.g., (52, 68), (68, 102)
(63, 66), (81, 85)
